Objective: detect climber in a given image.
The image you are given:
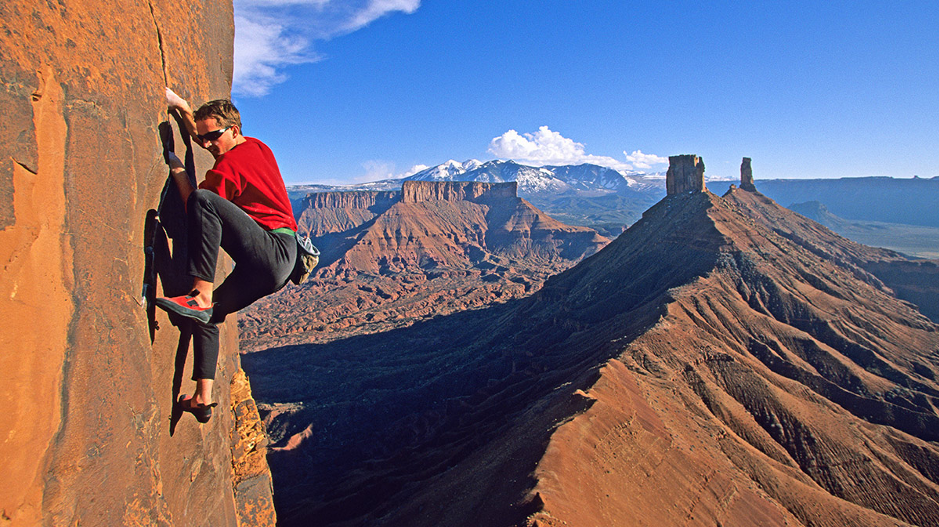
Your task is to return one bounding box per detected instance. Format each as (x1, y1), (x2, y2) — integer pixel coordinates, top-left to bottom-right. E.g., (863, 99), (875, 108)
(157, 88), (297, 423)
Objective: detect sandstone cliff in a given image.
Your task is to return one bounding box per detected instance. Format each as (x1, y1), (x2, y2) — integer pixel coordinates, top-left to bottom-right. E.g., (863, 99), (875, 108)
(401, 180), (518, 203)
(0, 1), (274, 525)
(297, 190), (400, 237)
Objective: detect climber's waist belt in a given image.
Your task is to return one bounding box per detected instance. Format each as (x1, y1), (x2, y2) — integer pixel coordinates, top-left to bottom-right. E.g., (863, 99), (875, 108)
(269, 227), (296, 237)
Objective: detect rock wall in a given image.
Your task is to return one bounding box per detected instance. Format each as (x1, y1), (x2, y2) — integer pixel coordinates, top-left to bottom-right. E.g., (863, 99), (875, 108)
(0, 0), (274, 525)
(297, 190), (400, 238)
(740, 157), (756, 191)
(304, 190), (400, 210)
(402, 180), (518, 203)
(665, 154), (705, 195)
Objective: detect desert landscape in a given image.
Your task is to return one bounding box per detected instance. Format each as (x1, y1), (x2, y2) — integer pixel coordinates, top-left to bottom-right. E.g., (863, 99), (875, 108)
(241, 156), (939, 526)
(3, 1), (937, 526)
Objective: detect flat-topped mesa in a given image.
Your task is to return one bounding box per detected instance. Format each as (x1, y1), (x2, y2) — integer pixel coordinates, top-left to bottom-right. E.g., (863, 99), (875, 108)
(402, 180), (517, 203)
(740, 157), (757, 191)
(303, 190), (400, 210)
(666, 155), (705, 195)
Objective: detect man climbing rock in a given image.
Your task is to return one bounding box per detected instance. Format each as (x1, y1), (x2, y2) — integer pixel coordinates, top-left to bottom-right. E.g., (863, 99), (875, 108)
(157, 88), (297, 423)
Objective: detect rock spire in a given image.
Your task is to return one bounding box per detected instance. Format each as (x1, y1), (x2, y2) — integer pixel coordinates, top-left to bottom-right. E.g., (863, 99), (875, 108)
(740, 157), (757, 191)
(666, 155), (706, 195)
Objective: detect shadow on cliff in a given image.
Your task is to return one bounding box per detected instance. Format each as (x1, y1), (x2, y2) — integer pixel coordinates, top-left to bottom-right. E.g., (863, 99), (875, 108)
(241, 297), (609, 526)
(145, 115), (201, 436)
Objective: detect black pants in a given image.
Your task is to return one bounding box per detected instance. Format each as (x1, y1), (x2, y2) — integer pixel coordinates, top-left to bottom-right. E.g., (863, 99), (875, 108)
(187, 189), (295, 380)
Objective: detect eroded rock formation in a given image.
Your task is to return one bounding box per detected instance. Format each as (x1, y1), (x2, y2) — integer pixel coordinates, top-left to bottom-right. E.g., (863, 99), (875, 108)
(666, 154), (706, 195)
(740, 156), (757, 191)
(239, 181), (609, 350)
(297, 190), (400, 237)
(402, 180), (518, 203)
(0, 0), (274, 524)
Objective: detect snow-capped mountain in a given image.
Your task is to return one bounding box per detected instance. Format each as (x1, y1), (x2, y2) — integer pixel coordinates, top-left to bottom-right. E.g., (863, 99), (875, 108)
(406, 160), (663, 197)
(408, 159), (485, 181)
(287, 160), (667, 236)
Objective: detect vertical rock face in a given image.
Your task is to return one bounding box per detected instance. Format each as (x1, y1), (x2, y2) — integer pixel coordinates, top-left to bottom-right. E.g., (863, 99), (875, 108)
(740, 156), (757, 191)
(306, 190), (401, 210)
(0, 1), (274, 525)
(666, 154), (706, 195)
(297, 190), (400, 237)
(401, 180), (518, 203)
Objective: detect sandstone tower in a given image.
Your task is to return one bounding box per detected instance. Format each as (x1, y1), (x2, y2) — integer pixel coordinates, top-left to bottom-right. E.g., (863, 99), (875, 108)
(740, 157), (757, 191)
(666, 155), (705, 195)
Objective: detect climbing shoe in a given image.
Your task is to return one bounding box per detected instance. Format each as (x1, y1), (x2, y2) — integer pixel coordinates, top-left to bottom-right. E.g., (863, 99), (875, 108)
(155, 291), (214, 324)
(177, 394), (218, 423)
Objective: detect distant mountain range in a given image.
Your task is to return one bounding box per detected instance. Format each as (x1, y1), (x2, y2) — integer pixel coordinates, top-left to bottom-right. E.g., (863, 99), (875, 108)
(406, 159), (663, 196)
(287, 160), (666, 237)
(289, 161), (939, 239)
(288, 159), (664, 197)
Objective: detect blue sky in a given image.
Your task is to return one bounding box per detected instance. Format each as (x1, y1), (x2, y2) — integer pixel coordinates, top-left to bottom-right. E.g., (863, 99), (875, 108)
(229, 1), (939, 185)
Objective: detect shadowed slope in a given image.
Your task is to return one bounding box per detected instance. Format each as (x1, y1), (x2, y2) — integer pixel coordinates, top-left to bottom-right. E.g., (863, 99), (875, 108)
(246, 188), (939, 526)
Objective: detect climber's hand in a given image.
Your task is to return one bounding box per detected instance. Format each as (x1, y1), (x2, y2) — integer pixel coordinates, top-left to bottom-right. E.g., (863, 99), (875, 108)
(165, 87), (199, 142)
(165, 87), (191, 112)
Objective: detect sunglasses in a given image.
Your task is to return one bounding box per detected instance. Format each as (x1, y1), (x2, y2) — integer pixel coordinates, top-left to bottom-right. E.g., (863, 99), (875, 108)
(197, 126), (231, 143)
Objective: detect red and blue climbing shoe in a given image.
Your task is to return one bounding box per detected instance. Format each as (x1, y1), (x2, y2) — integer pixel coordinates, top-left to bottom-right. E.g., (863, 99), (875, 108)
(155, 291), (214, 324)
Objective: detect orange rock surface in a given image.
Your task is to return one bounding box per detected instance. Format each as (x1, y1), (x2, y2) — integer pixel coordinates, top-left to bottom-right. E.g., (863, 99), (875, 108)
(0, 0), (274, 524)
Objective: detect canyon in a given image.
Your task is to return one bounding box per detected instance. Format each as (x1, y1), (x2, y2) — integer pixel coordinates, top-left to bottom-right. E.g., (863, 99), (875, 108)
(244, 157), (939, 526)
(7, 0), (937, 525)
(239, 180), (608, 350)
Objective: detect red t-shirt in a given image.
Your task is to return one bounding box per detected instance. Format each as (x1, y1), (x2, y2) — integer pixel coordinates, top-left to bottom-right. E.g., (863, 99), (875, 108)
(198, 137), (297, 231)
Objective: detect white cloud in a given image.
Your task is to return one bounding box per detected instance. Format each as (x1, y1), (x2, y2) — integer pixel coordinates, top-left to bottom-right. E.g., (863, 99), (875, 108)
(488, 127), (585, 166)
(340, 0), (420, 34)
(488, 126), (667, 173)
(402, 164), (430, 177)
(232, 0), (421, 96)
(625, 149), (668, 170)
(357, 160), (396, 182)
(233, 15), (315, 97)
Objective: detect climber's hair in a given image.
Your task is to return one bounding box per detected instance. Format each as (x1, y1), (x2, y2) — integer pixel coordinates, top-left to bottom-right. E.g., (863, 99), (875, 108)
(194, 99), (242, 133)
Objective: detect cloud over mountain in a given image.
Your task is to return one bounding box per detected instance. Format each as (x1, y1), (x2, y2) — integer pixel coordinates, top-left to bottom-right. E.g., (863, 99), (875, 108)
(488, 126), (667, 173)
(625, 149), (668, 169)
(233, 0), (421, 96)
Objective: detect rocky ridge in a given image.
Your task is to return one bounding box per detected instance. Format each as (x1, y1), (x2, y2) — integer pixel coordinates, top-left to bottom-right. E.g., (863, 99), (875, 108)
(243, 158), (939, 526)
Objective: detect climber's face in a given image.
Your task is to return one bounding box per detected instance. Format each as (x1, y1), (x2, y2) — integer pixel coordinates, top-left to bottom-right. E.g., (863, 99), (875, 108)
(196, 117), (239, 159)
